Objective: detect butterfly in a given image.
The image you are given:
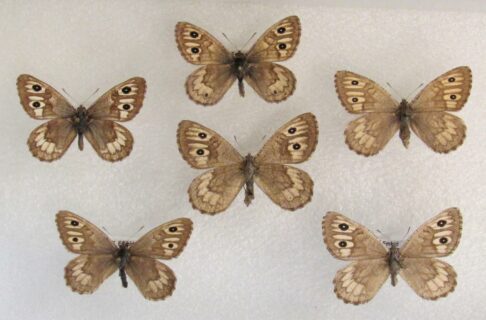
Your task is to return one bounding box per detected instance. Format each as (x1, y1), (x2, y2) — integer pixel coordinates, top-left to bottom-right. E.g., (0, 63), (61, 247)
(17, 74), (146, 162)
(322, 208), (462, 304)
(56, 211), (192, 300)
(177, 113), (318, 214)
(175, 16), (301, 106)
(335, 66), (471, 156)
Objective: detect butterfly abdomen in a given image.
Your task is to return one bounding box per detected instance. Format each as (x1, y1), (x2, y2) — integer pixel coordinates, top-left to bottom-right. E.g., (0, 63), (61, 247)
(72, 106), (90, 151)
(116, 245), (130, 288)
(232, 52), (248, 97)
(388, 246), (402, 286)
(397, 100), (412, 148)
(243, 154), (256, 206)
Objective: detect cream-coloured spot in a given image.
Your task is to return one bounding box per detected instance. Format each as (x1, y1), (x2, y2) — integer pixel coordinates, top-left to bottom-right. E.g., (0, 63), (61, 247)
(191, 68), (214, 97)
(28, 96), (44, 101)
(332, 234), (353, 240)
(163, 249), (174, 256)
(67, 231), (83, 236)
(196, 172), (222, 205)
(268, 66), (290, 95)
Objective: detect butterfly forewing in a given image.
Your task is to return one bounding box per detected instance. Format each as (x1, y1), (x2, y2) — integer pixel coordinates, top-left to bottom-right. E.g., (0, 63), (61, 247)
(175, 22), (231, 65)
(410, 66), (472, 112)
(65, 254), (118, 294)
(56, 211), (117, 255)
(130, 218), (193, 259)
(17, 74), (76, 119)
(246, 16), (301, 63)
(87, 77), (146, 121)
(255, 112), (318, 164)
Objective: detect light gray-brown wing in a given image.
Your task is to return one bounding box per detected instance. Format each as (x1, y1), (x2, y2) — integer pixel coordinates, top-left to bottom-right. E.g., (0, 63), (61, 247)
(322, 212), (388, 261)
(64, 255), (117, 295)
(185, 64), (236, 106)
(27, 119), (77, 162)
(125, 256), (176, 301)
(400, 208), (462, 258)
(254, 164), (313, 210)
(244, 63), (296, 103)
(177, 120), (243, 169)
(410, 112), (466, 153)
(130, 218), (193, 260)
(410, 66), (472, 112)
(344, 113), (400, 156)
(399, 258), (457, 300)
(255, 113), (318, 164)
(333, 260), (390, 305)
(84, 120), (134, 162)
(56, 211), (117, 255)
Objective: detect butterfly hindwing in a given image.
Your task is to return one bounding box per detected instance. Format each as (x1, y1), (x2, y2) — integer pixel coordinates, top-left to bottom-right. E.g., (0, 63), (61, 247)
(56, 211), (116, 255)
(185, 64), (236, 106)
(27, 119), (77, 162)
(17, 74), (76, 119)
(84, 120), (134, 162)
(255, 112), (318, 164)
(246, 16), (301, 63)
(175, 22), (231, 65)
(244, 62), (296, 102)
(64, 254), (118, 294)
(130, 218), (193, 259)
(411, 66), (472, 112)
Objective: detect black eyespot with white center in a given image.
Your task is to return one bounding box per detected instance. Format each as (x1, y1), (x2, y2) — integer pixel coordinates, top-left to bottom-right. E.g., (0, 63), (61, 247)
(190, 31), (199, 38)
(352, 97), (358, 103)
(277, 27), (286, 34)
(448, 77), (456, 83)
(196, 149), (205, 155)
(33, 101), (41, 108)
(198, 132), (207, 139)
(32, 84), (42, 92)
(191, 47), (200, 54)
(72, 237), (79, 242)
(351, 80), (359, 85)
(338, 241), (347, 248)
(450, 94), (457, 100)
(71, 220), (79, 226)
(437, 220), (447, 227)
(338, 223), (349, 231)
(121, 86), (131, 94)
(439, 237), (448, 244)
(288, 127), (297, 134)
(122, 104), (131, 110)
(169, 226), (178, 232)
(278, 43), (287, 50)
(292, 143), (301, 150)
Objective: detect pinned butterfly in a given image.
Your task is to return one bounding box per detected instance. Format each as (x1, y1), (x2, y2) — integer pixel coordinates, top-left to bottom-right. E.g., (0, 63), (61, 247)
(56, 211), (192, 300)
(175, 16), (301, 105)
(335, 67), (471, 156)
(177, 113), (318, 214)
(17, 75), (146, 162)
(322, 208), (462, 304)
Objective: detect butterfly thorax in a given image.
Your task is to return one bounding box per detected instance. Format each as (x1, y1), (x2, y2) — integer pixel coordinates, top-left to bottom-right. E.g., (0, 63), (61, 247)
(71, 106), (91, 151)
(387, 244), (403, 287)
(243, 154), (256, 206)
(396, 100), (412, 148)
(115, 241), (132, 288)
(232, 51), (249, 97)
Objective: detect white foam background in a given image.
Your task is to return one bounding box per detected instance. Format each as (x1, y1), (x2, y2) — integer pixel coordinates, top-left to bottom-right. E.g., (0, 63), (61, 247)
(0, 0), (485, 319)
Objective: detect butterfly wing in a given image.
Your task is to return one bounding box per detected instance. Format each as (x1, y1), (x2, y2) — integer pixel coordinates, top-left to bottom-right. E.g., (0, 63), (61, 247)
(27, 119), (77, 161)
(56, 211), (117, 255)
(244, 63), (296, 102)
(64, 254), (117, 294)
(410, 112), (466, 153)
(17, 74), (76, 119)
(185, 64), (236, 106)
(254, 113), (318, 165)
(87, 77), (146, 122)
(125, 257), (176, 300)
(129, 218), (193, 259)
(175, 22), (232, 65)
(323, 212), (389, 304)
(84, 120), (134, 162)
(345, 113), (400, 156)
(246, 16), (301, 63)
(335, 71), (399, 114)
(410, 66), (472, 112)
(398, 208), (462, 300)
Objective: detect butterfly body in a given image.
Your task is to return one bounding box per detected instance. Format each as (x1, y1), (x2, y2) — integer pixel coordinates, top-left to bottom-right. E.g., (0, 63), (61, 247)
(177, 113), (317, 214)
(335, 67), (471, 155)
(17, 75), (146, 161)
(175, 16), (301, 105)
(115, 242), (132, 288)
(323, 209), (462, 304)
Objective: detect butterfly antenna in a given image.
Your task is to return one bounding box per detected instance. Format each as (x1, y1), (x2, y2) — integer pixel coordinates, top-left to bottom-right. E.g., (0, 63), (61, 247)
(102, 226), (113, 237)
(233, 135), (241, 148)
(400, 226), (411, 242)
(80, 88), (100, 107)
(405, 83), (424, 100)
(241, 32), (257, 51)
(222, 33), (238, 51)
(61, 88), (80, 106)
(130, 226), (145, 238)
(386, 82), (403, 99)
